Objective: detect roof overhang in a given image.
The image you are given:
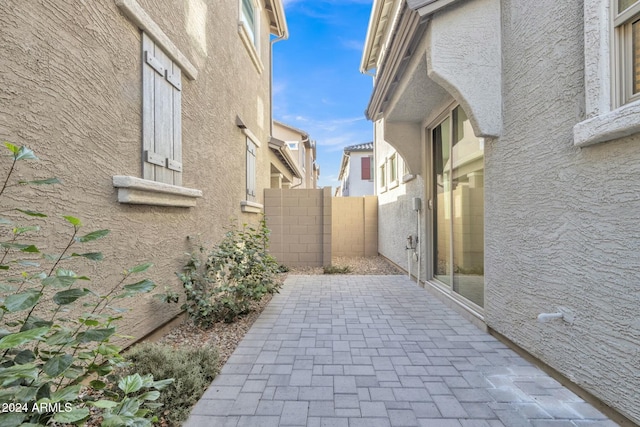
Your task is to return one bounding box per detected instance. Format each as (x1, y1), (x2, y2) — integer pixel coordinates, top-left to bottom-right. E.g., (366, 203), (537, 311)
(264, 0), (289, 39)
(361, 0), (397, 73)
(269, 137), (303, 179)
(406, 0), (463, 16)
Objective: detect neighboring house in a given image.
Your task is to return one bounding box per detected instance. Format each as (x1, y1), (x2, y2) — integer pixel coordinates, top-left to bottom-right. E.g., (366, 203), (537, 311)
(335, 142), (374, 196)
(0, 0), (287, 343)
(272, 120), (319, 189)
(362, 0), (640, 424)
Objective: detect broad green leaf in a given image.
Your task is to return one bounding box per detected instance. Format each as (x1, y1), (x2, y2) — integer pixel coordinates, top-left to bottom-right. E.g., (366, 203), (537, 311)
(20, 315), (52, 331)
(127, 262), (153, 274)
(101, 415), (127, 427)
(76, 327), (115, 343)
(0, 266), (8, 270)
(0, 283), (15, 292)
(151, 378), (175, 390)
(119, 373), (144, 394)
(62, 216), (81, 227)
(0, 327), (48, 349)
(76, 229), (109, 243)
(2, 290), (41, 312)
(42, 354), (73, 377)
(138, 390), (160, 401)
(49, 384), (81, 402)
(121, 279), (155, 296)
(52, 288), (90, 305)
(0, 411), (27, 427)
(15, 209), (47, 218)
(90, 400), (118, 409)
(89, 379), (106, 390)
(0, 363), (38, 387)
(45, 329), (74, 346)
(52, 407), (89, 424)
(80, 318), (100, 327)
(13, 349), (36, 364)
(20, 245), (39, 253)
(18, 177), (61, 185)
(71, 252), (103, 261)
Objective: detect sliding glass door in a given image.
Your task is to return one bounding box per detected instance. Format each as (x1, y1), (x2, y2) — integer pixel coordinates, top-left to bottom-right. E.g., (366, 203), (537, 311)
(430, 106), (485, 308)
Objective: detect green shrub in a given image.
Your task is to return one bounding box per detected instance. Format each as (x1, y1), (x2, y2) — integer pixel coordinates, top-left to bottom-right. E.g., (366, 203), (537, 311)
(177, 218), (282, 325)
(323, 265), (352, 274)
(0, 143), (168, 426)
(123, 342), (218, 426)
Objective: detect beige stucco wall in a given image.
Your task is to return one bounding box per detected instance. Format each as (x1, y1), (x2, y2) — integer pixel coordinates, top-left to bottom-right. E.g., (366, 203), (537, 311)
(0, 0), (275, 343)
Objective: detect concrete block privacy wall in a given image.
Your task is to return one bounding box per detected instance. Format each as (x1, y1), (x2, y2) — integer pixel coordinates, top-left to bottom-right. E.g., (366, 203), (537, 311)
(264, 188), (332, 267)
(332, 196), (378, 258)
(264, 189), (377, 267)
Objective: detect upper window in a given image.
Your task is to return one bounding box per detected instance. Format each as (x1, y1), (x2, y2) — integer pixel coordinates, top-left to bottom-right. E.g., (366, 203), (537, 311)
(361, 156), (372, 181)
(613, 0), (640, 106)
(389, 153), (398, 185)
(241, 0), (258, 46)
(238, 0), (263, 72)
(142, 32), (183, 186)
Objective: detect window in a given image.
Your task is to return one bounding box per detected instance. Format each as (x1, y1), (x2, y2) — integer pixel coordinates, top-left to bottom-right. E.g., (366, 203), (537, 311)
(614, 0), (640, 106)
(246, 138), (257, 202)
(113, 0), (202, 207)
(238, 0), (263, 72)
(361, 156), (372, 180)
(574, 0), (640, 146)
(241, 0), (258, 45)
(379, 161), (386, 190)
(430, 105), (484, 309)
(142, 32), (183, 186)
(389, 153), (398, 185)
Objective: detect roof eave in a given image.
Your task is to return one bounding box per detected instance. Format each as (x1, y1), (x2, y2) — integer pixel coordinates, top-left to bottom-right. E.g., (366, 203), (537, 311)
(265, 0), (289, 39)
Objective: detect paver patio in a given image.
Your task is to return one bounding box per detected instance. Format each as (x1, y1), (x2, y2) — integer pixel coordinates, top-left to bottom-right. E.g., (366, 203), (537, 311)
(184, 275), (616, 427)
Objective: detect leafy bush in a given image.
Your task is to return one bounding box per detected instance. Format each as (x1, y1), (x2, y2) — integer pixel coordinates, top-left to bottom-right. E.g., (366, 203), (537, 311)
(323, 265), (352, 274)
(122, 342), (218, 426)
(0, 142), (169, 426)
(177, 218), (282, 325)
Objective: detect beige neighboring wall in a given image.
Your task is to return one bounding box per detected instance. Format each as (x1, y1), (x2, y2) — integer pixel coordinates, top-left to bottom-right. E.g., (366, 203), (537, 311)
(265, 188), (332, 267)
(332, 196), (378, 258)
(0, 0), (283, 343)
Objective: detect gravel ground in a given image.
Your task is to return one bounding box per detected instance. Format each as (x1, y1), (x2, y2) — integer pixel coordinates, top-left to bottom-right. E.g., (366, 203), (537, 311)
(158, 256), (403, 370)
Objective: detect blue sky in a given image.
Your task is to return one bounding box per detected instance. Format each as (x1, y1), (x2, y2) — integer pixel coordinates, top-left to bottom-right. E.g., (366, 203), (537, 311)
(273, 0), (374, 189)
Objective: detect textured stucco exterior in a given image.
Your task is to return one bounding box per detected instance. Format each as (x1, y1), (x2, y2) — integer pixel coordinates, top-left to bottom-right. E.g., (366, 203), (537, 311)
(488, 0), (640, 422)
(375, 121), (426, 280)
(0, 0), (282, 343)
(363, 0), (640, 422)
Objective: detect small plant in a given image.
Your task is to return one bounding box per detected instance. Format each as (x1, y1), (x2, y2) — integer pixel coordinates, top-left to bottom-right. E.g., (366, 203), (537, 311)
(177, 218), (282, 325)
(323, 265), (352, 275)
(122, 342), (219, 426)
(0, 142), (169, 426)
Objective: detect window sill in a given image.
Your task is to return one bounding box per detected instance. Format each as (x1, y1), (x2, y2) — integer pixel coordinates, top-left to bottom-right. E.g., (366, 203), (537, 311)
(388, 180), (400, 190)
(402, 173), (416, 183)
(113, 175), (202, 207)
(241, 200), (263, 214)
(238, 23), (264, 74)
(573, 100), (640, 147)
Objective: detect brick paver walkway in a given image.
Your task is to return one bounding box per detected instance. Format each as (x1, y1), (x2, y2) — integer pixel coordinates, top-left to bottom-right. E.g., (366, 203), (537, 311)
(185, 275), (616, 427)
